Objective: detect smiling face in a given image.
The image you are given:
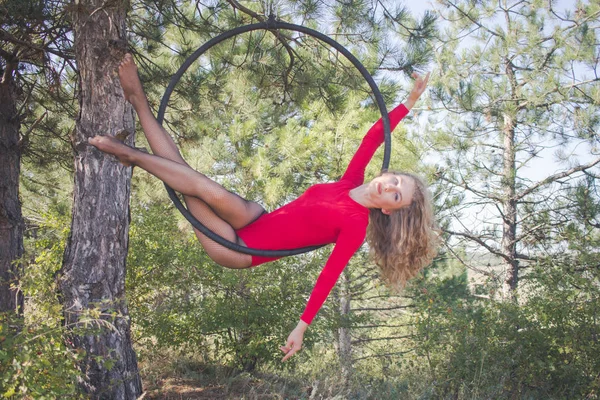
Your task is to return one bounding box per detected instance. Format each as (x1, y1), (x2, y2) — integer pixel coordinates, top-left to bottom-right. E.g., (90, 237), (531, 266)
(369, 173), (416, 214)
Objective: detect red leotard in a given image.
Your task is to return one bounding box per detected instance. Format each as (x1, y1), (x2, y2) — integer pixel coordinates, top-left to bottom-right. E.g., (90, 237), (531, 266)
(236, 104), (409, 324)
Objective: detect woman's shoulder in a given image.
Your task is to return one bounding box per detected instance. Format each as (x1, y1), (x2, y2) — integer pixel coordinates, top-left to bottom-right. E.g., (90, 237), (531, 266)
(341, 212), (369, 233)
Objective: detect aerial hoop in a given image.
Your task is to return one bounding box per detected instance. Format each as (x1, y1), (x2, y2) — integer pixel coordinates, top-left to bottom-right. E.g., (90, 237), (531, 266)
(157, 17), (392, 257)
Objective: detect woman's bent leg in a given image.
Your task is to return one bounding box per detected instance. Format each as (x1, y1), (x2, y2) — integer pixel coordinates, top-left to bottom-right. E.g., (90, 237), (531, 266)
(89, 135), (252, 268)
(184, 197), (252, 269)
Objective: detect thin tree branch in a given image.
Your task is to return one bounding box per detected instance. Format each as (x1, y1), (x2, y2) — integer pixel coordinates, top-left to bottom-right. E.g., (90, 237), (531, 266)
(444, 228), (510, 263)
(352, 334), (413, 345)
(516, 158), (600, 200)
(352, 305), (414, 312)
(445, 0), (502, 38)
(352, 349), (414, 362)
(0, 28), (73, 60)
(353, 324), (413, 329)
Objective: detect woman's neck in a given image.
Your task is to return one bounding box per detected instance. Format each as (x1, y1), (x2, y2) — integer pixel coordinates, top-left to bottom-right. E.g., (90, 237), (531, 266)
(349, 183), (375, 209)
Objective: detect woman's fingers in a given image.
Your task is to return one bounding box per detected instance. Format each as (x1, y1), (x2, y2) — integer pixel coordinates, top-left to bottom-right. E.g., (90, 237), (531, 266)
(422, 71), (431, 86)
(412, 71), (430, 85)
(280, 337), (301, 362)
(417, 72), (430, 88)
(280, 325), (305, 362)
(411, 71), (431, 98)
(280, 344), (300, 362)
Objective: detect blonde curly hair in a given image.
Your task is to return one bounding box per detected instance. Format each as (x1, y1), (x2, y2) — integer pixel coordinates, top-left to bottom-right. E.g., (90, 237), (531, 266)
(366, 171), (439, 289)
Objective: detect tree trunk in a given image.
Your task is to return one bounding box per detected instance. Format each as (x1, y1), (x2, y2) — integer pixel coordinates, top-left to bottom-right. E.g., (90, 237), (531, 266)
(337, 270), (353, 385)
(0, 60), (24, 315)
(58, 0), (142, 398)
(501, 113), (518, 298)
(502, 58), (519, 299)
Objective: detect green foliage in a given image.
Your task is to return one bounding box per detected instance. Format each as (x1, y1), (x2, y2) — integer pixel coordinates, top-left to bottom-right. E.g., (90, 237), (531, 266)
(402, 253), (600, 399)
(0, 313), (84, 399)
(0, 211), (85, 399)
(430, 0), (600, 241)
(0, 0), (75, 170)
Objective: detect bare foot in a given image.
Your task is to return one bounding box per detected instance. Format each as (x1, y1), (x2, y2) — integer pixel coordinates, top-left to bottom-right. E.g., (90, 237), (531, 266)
(118, 53), (146, 107)
(88, 135), (135, 166)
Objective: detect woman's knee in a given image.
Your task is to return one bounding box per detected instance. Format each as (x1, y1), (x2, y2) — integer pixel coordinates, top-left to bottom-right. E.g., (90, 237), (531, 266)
(204, 240), (252, 268)
(211, 251), (252, 269)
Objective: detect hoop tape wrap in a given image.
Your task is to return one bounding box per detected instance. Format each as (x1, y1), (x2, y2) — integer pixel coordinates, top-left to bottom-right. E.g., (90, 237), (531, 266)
(157, 19), (392, 257)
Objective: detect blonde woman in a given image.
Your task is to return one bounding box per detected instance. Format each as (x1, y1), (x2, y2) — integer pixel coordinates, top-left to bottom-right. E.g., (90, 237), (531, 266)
(89, 54), (437, 361)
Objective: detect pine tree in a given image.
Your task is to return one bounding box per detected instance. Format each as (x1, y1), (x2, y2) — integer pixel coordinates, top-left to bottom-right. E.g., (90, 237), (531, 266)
(0, 0), (73, 315)
(430, 0), (600, 297)
(0, 48), (22, 315)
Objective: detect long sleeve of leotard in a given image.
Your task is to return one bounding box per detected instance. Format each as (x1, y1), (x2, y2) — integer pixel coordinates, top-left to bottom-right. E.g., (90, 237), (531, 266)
(300, 222), (367, 325)
(341, 103), (409, 185)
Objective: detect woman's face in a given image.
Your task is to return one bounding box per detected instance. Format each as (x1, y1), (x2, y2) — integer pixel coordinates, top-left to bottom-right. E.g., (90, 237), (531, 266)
(368, 173), (416, 214)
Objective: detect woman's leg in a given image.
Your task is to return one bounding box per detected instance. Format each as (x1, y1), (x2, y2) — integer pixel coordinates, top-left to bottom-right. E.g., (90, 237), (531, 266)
(89, 135), (254, 269)
(119, 54), (185, 164)
(118, 53), (265, 228)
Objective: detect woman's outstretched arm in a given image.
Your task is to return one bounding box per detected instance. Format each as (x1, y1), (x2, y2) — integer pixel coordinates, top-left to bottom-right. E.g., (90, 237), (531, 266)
(280, 223), (366, 361)
(341, 72), (431, 185)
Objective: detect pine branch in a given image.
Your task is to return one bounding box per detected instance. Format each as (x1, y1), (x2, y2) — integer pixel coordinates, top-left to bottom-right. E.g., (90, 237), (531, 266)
(352, 349), (414, 362)
(445, 0), (503, 39)
(0, 28), (72, 60)
(515, 253), (537, 262)
(437, 173), (504, 202)
(442, 241), (501, 279)
(352, 304), (414, 312)
(516, 158), (600, 200)
(225, 0), (265, 21)
(0, 45), (14, 61)
(539, 45), (557, 70)
(583, 170), (600, 179)
(376, 0), (417, 36)
(353, 323), (413, 329)
(19, 111), (47, 147)
(356, 294), (410, 302)
(443, 228), (510, 263)
(225, 0), (301, 98)
(519, 78), (600, 110)
(351, 334), (413, 345)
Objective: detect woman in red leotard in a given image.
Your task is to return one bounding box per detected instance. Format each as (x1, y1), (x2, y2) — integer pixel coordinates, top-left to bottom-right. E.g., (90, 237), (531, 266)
(89, 54), (438, 362)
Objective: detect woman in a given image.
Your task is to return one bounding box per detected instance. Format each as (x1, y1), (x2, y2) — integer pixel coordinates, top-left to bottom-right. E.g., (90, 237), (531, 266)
(89, 54), (437, 361)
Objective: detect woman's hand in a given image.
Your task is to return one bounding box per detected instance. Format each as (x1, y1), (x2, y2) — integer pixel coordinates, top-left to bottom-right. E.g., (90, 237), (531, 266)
(280, 320), (308, 361)
(404, 71), (431, 110)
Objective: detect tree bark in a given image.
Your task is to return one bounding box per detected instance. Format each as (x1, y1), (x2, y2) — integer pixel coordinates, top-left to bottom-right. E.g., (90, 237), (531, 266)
(337, 270), (353, 385)
(58, 0), (142, 398)
(502, 57), (519, 299)
(0, 60), (24, 315)
(501, 114), (518, 295)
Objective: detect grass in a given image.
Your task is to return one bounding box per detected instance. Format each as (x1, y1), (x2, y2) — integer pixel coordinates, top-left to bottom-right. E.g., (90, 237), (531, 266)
(135, 345), (422, 399)
(137, 349), (312, 399)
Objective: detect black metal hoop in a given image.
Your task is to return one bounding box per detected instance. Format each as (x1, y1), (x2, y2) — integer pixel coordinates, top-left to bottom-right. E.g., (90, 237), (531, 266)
(157, 18), (392, 257)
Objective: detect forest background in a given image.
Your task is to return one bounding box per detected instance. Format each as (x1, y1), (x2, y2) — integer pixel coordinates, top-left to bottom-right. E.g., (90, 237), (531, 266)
(1, 0), (599, 398)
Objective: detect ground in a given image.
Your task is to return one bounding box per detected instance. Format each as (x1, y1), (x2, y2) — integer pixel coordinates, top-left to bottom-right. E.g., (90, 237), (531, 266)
(139, 356), (312, 400)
